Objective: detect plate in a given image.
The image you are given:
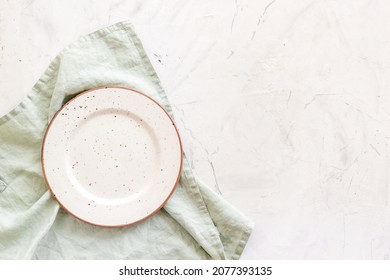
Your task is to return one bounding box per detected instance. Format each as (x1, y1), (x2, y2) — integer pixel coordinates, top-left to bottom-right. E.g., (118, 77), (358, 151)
(41, 87), (183, 227)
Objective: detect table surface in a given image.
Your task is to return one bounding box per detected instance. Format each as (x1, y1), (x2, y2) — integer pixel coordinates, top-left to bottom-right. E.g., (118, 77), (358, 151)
(1, 0), (390, 259)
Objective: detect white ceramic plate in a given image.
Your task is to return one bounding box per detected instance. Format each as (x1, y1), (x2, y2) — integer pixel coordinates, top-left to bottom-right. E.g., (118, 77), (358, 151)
(41, 87), (183, 227)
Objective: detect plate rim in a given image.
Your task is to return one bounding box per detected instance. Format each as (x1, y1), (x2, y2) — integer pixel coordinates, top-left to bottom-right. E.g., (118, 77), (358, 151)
(41, 86), (183, 228)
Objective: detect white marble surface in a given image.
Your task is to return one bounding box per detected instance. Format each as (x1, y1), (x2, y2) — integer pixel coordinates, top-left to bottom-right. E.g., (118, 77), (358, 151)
(2, 0), (390, 259)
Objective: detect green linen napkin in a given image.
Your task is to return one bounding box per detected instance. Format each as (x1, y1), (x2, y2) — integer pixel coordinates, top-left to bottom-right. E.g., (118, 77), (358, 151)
(0, 21), (253, 260)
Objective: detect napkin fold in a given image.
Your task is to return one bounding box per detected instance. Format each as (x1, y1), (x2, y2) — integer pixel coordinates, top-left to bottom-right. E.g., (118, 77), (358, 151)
(0, 21), (253, 259)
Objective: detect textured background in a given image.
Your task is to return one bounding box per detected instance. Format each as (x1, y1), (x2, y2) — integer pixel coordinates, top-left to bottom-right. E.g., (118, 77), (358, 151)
(2, 0), (390, 259)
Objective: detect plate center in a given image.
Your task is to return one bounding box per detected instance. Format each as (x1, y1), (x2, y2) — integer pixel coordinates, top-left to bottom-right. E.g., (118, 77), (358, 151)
(65, 108), (160, 201)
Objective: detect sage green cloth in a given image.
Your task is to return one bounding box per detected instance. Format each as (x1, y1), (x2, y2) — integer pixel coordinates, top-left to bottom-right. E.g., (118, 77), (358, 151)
(0, 21), (253, 259)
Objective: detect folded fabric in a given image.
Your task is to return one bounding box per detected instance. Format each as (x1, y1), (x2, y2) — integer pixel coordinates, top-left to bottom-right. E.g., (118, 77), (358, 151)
(0, 21), (253, 260)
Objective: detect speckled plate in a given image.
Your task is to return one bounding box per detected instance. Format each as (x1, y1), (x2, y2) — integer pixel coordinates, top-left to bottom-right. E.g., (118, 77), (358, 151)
(41, 87), (183, 227)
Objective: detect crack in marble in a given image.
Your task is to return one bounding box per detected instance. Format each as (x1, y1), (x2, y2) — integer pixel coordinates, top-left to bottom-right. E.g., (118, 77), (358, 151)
(153, 53), (163, 64)
(107, 0), (114, 24)
(258, 0), (278, 25)
(227, 50), (235, 59)
(231, 0), (238, 33)
(206, 151), (222, 195)
(172, 104), (222, 193)
(287, 90), (292, 105)
(370, 143), (381, 156)
(303, 93), (339, 109)
(251, 0), (278, 40)
(22, 0), (35, 10)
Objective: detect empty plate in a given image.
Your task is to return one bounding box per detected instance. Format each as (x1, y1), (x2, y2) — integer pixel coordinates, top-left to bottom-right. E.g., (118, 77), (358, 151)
(41, 87), (183, 227)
